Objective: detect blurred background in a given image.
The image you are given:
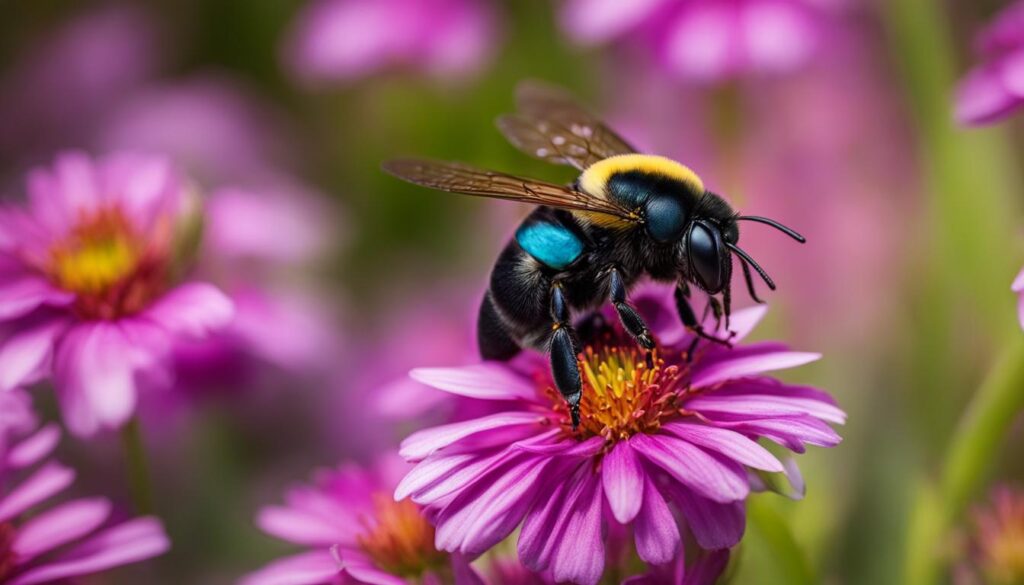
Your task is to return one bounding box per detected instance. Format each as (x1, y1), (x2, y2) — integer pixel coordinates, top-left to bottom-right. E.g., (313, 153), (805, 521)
(1, 0), (1023, 583)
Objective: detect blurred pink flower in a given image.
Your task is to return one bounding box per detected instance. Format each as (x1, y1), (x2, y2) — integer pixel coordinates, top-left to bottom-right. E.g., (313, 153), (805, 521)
(0, 389), (170, 584)
(1014, 268), (1024, 331)
(561, 0), (837, 83)
(0, 6), (160, 165)
(957, 486), (1024, 585)
(396, 286), (843, 585)
(97, 77), (295, 186)
(242, 458), (481, 585)
(955, 1), (1024, 125)
(0, 151), (234, 437)
(282, 0), (498, 85)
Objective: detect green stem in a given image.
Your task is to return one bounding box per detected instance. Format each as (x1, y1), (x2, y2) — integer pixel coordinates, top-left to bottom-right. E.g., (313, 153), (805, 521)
(746, 496), (815, 585)
(121, 417), (155, 515)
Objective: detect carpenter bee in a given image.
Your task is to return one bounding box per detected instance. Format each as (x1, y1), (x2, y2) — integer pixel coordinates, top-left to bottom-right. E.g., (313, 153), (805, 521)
(383, 82), (804, 428)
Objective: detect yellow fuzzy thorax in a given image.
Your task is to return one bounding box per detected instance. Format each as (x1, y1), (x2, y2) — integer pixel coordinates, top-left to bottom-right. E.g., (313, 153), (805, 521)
(577, 154), (704, 227)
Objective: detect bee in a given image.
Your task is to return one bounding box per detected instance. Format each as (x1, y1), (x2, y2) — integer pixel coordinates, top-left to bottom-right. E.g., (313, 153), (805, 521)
(383, 82), (804, 428)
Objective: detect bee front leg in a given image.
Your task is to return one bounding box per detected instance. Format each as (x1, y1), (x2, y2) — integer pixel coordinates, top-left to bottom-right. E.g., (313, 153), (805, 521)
(606, 267), (656, 368)
(675, 284), (733, 361)
(548, 282), (583, 429)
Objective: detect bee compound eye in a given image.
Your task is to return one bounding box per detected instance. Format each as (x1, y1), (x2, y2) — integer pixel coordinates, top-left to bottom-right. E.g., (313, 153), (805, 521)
(688, 222), (724, 292)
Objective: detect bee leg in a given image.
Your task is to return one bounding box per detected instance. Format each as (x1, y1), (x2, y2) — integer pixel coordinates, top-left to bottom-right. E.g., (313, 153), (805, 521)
(675, 284), (732, 362)
(548, 282), (582, 429)
(478, 292), (522, 360)
(607, 268), (656, 368)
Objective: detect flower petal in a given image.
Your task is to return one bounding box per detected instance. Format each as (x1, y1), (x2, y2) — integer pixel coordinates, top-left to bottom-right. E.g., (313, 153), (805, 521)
(8, 517), (170, 585)
(143, 283), (234, 339)
(7, 424), (61, 469)
(690, 342), (820, 388)
(672, 486), (746, 550)
(632, 433), (749, 503)
(602, 441), (644, 523)
(561, 0), (671, 43)
(399, 412), (542, 461)
(410, 364), (538, 402)
(13, 498), (111, 560)
(687, 381), (846, 425)
(661, 422), (784, 472)
(54, 323), (139, 435)
(549, 472), (605, 585)
(239, 550), (340, 585)
(256, 505), (348, 547)
(634, 475), (680, 564)
(0, 462), (75, 522)
(0, 317), (68, 391)
(702, 414), (842, 453)
(0, 277), (73, 322)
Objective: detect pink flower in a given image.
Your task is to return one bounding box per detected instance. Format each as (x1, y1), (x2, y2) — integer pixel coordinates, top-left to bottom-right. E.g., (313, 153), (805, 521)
(0, 151), (234, 437)
(282, 0), (498, 86)
(1013, 268), (1024, 331)
(561, 0), (835, 83)
(957, 486), (1024, 585)
(396, 286), (843, 585)
(0, 389), (170, 584)
(242, 458), (482, 585)
(955, 1), (1024, 125)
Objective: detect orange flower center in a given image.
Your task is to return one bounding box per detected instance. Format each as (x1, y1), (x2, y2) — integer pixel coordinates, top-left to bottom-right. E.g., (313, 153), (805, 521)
(0, 522), (16, 582)
(544, 335), (692, 442)
(46, 208), (168, 319)
(356, 494), (449, 579)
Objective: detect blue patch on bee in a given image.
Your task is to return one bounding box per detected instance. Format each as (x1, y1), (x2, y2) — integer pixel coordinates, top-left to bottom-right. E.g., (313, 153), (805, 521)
(515, 221), (583, 270)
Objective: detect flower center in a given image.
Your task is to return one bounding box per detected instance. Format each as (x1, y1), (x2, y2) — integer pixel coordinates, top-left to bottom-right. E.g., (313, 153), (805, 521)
(0, 522), (17, 582)
(47, 209), (167, 319)
(356, 494), (449, 578)
(544, 335), (691, 441)
(984, 519), (1024, 584)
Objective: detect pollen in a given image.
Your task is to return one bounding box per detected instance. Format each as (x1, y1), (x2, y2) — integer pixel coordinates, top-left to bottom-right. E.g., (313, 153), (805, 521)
(356, 495), (449, 578)
(544, 336), (691, 442)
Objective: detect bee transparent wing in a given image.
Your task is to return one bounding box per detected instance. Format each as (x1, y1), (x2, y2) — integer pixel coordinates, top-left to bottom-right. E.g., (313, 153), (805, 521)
(496, 80), (637, 171)
(382, 159), (639, 221)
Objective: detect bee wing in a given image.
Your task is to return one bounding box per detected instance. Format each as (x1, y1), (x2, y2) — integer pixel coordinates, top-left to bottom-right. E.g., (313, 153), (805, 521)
(382, 158), (640, 221)
(496, 80), (637, 171)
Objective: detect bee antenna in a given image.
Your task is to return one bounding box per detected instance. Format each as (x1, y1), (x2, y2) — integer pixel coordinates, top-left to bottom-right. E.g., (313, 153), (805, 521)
(736, 216), (806, 243)
(726, 243), (776, 291)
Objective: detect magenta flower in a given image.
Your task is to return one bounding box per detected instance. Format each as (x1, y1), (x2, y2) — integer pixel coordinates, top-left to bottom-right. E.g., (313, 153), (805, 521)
(1013, 268), (1024, 331)
(242, 458), (481, 585)
(560, 0), (834, 83)
(0, 151), (234, 437)
(396, 286), (843, 585)
(282, 0), (498, 86)
(957, 486), (1024, 585)
(0, 389), (170, 584)
(955, 1), (1024, 125)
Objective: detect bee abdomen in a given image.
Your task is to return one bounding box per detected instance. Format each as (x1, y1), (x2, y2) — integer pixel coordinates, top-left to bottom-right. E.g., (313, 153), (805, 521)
(514, 220), (584, 270)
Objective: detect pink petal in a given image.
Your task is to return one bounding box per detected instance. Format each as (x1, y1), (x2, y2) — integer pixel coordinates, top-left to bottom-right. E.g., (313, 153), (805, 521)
(672, 486), (745, 550)
(663, 2), (737, 82)
(7, 424), (61, 468)
(105, 153), (182, 229)
(1013, 267), (1024, 293)
(685, 384), (846, 425)
(634, 475), (680, 564)
(955, 66), (1019, 125)
(256, 505), (348, 547)
(519, 465), (582, 571)
(661, 422), (784, 472)
(240, 550), (341, 585)
(549, 472), (605, 585)
(703, 414), (842, 452)
(50, 152), (102, 218)
(1001, 48), (1024, 98)
(684, 549), (731, 585)
(741, 0), (817, 74)
(9, 517), (170, 585)
(0, 317), (68, 391)
(144, 283), (234, 339)
(435, 452), (552, 554)
(631, 433), (749, 503)
(690, 343), (820, 388)
(399, 412), (542, 461)
(54, 323), (139, 435)
(13, 498), (111, 560)
(409, 365), (538, 402)
(602, 441), (644, 523)
(398, 450), (509, 505)
(561, 0), (670, 43)
(0, 277), (73, 322)
(0, 462), (75, 522)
